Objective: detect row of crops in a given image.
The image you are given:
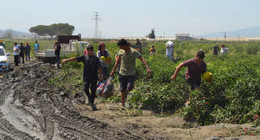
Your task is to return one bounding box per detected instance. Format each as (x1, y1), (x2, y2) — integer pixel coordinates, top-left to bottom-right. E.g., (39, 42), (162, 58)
(105, 41), (260, 126)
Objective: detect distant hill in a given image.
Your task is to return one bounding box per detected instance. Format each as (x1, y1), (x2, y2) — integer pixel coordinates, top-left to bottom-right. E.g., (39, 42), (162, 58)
(199, 26), (260, 38)
(0, 29), (32, 38)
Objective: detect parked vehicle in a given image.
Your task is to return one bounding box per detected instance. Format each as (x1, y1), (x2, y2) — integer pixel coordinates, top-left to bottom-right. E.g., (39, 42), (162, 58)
(36, 40), (89, 63)
(0, 46), (10, 71)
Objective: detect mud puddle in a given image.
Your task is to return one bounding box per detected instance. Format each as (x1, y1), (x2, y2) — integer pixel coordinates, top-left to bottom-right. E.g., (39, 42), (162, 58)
(0, 62), (148, 140)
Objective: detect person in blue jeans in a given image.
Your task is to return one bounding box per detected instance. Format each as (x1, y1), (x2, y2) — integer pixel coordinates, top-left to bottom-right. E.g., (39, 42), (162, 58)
(54, 42), (61, 69)
(24, 43), (31, 61)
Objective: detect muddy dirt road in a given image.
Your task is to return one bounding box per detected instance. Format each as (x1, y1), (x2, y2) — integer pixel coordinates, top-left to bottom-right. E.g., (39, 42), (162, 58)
(0, 62), (151, 140)
(0, 61), (259, 140)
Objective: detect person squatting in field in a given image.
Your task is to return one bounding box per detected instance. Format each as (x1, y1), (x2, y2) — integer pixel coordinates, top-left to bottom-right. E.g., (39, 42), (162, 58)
(171, 50), (211, 106)
(220, 44), (229, 54)
(149, 45), (156, 55)
(213, 42), (220, 55)
(135, 39), (142, 45)
(110, 39), (151, 108)
(62, 44), (103, 111)
(96, 43), (111, 79)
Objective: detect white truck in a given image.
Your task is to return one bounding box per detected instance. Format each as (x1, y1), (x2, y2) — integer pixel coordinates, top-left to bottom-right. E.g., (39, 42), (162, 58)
(36, 40), (89, 63)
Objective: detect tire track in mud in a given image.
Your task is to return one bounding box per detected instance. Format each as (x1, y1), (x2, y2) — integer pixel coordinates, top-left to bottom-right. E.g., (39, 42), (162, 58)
(0, 62), (146, 140)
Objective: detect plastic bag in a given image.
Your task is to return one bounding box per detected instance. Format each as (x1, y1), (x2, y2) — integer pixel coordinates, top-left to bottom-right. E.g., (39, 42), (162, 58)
(97, 76), (114, 97)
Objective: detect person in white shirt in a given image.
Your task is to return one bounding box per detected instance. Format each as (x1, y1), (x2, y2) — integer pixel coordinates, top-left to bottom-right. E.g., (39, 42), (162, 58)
(165, 40), (174, 61)
(13, 42), (20, 66)
(220, 44), (228, 54)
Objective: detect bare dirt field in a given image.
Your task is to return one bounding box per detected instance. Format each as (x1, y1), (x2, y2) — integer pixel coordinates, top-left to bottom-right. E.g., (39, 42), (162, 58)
(0, 60), (259, 140)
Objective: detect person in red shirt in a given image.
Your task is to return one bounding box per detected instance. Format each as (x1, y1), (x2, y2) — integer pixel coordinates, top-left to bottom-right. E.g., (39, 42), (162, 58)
(171, 50), (210, 106)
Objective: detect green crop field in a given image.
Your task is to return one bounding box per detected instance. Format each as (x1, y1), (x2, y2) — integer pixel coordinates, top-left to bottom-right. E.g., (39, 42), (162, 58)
(2, 39), (55, 58)
(8, 39), (258, 126)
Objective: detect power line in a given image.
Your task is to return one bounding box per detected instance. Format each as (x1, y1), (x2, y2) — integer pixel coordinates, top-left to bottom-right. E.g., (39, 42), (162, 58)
(92, 12), (101, 40)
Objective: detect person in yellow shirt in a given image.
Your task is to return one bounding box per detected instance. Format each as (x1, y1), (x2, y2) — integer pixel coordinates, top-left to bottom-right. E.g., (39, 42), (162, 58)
(148, 45), (156, 55)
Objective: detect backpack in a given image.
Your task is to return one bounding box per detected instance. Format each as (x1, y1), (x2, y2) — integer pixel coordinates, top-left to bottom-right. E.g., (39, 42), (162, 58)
(97, 76), (114, 97)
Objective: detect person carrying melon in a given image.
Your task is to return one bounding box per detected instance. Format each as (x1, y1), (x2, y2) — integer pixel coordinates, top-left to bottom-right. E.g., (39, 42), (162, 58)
(171, 50), (212, 106)
(97, 43), (111, 79)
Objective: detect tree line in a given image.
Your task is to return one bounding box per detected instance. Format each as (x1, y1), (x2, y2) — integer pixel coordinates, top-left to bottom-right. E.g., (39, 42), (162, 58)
(29, 23), (156, 39)
(29, 23), (75, 38)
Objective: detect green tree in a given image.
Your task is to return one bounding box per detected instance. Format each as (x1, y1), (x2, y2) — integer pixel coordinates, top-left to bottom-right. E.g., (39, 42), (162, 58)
(29, 23), (75, 38)
(45, 27), (55, 40)
(148, 28), (156, 39)
(29, 25), (49, 36)
(50, 23), (74, 35)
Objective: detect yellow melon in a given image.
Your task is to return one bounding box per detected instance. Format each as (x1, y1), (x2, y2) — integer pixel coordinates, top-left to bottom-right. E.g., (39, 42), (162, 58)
(100, 56), (106, 61)
(203, 72), (213, 81)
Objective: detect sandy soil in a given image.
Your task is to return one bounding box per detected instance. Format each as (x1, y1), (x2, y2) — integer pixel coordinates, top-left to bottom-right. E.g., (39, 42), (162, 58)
(75, 102), (260, 140)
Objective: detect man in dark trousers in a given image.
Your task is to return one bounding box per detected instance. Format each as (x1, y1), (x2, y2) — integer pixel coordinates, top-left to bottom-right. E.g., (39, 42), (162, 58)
(62, 45), (102, 111)
(25, 42), (31, 61)
(19, 43), (25, 64)
(54, 42), (61, 69)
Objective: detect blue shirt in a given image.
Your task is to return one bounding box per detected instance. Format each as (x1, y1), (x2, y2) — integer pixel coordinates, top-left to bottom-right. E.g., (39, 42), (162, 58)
(35, 43), (39, 51)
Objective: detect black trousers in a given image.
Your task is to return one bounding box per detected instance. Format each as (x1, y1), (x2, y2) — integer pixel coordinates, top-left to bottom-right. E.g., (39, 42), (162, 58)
(55, 54), (60, 68)
(84, 80), (97, 104)
(25, 52), (30, 61)
(20, 53), (24, 64)
(14, 55), (19, 66)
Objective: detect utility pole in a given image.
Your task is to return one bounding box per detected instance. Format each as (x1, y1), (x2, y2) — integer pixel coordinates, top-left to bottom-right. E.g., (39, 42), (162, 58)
(164, 31), (165, 40)
(92, 12), (101, 41)
(224, 32), (226, 41)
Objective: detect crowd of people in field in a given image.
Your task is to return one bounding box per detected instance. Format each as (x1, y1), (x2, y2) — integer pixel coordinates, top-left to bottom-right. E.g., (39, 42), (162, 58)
(11, 40), (62, 68)
(12, 42), (34, 66)
(62, 39), (226, 111)
(10, 39), (229, 111)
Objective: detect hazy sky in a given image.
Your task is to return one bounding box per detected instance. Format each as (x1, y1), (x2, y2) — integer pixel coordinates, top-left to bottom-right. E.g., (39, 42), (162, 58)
(1, 0), (259, 38)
